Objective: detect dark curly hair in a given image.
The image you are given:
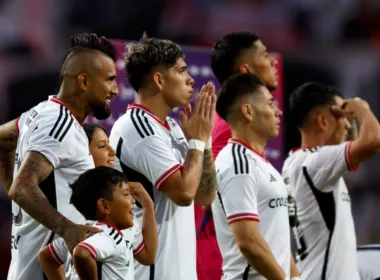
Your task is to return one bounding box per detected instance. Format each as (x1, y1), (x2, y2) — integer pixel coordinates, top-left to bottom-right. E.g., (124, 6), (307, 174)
(124, 33), (184, 91)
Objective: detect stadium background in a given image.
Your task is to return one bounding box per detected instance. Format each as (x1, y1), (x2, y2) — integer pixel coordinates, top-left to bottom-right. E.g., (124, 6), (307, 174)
(1, 0), (380, 278)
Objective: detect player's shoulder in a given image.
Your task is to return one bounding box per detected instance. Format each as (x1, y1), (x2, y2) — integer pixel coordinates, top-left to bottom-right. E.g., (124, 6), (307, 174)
(283, 147), (321, 169)
(117, 105), (163, 140)
(216, 141), (256, 177)
(89, 222), (125, 245)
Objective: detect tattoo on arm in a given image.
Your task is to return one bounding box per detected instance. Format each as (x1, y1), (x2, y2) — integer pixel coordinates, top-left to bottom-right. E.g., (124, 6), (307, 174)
(10, 151), (73, 236)
(197, 149), (217, 197)
(0, 119), (19, 151)
(0, 119), (19, 191)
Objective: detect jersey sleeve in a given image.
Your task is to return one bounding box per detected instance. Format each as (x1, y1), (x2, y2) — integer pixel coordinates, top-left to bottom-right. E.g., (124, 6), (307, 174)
(76, 233), (116, 262)
(27, 115), (74, 168)
(302, 141), (357, 191)
(132, 221), (144, 256)
(218, 172), (260, 224)
(132, 135), (183, 190)
(47, 238), (68, 266)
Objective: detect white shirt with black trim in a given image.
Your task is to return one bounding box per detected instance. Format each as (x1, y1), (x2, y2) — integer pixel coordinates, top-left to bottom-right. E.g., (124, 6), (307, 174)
(357, 244), (380, 280)
(282, 141), (360, 280)
(48, 220), (143, 280)
(48, 221), (133, 280)
(8, 96), (94, 280)
(109, 103), (196, 280)
(212, 138), (290, 280)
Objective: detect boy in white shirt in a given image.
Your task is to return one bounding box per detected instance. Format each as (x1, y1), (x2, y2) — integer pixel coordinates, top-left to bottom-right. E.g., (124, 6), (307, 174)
(38, 166), (157, 279)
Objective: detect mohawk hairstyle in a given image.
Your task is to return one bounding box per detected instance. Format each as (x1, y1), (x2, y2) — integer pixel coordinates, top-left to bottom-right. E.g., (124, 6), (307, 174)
(124, 32), (184, 91)
(62, 33), (118, 63)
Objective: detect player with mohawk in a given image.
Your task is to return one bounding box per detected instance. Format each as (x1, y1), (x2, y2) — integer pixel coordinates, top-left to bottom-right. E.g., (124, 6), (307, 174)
(0, 33), (119, 280)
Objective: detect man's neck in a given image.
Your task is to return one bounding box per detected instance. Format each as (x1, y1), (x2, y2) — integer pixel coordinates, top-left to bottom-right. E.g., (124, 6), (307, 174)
(136, 93), (172, 123)
(56, 86), (87, 124)
(231, 127), (267, 154)
(300, 131), (327, 148)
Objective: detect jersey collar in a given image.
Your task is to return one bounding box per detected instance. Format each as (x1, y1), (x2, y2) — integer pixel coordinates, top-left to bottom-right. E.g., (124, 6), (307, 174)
(128, 103), (170, 130)
(50, 96), (82, 126)
(228, 138), (268, 162)
(96, 221), (124, 236)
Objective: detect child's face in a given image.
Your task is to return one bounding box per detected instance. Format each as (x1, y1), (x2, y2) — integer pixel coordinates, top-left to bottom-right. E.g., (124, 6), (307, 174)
(109, 182), (135, 229)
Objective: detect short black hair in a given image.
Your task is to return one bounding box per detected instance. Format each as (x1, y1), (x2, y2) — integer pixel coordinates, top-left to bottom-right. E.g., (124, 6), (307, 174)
(70, 166), (128, 220)
(216, 73), (265, 122)
(124, 33), (184, 91)
(83, 123), (107, 143)
(289, 82), (343, 128)
(211, 31), (260, 85)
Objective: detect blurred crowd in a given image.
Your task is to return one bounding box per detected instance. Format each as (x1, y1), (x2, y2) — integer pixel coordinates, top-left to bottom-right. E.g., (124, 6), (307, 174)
(0, 0), (380, 278)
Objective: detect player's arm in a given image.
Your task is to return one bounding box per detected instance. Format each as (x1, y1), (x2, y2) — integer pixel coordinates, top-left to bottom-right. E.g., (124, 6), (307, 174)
(38, 246), (66, 280)
(73, 246), (98, 280)
(8, 151), (100, 250)
(332, 98), (380, 166)
(130, 182), (158, 265)
(162, 83), (216, 206)
(290, 253), (300, 278)
(194, 147), (217, 206)
(0, 119), (19, 192)
(231, 220), (286, 280)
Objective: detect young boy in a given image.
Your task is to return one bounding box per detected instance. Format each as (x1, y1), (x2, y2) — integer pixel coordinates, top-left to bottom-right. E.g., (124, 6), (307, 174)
(38, 166), (157, 280)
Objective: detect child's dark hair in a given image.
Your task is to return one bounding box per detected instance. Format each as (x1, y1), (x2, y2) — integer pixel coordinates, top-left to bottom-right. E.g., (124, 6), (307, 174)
(70, 166), (128, 220)
(83, 123), (107, 143)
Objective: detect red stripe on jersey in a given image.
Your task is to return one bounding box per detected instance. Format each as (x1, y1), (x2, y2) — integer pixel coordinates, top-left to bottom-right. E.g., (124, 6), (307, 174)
(155, 164), (183, 190)
(50, 97), (82, 126)
(228, 138), (268, 162)
(344, 141), (358, 171)
(228, 217), (260, 224)
(47, 243), (65, 265)
(127, 103), (170, 130)
(77, 242), (97, 260)
(133, 241), (145, 256)
(96, 221), (124, 236)
(227, 213), (260, 224)
(15, 114), (22, 136)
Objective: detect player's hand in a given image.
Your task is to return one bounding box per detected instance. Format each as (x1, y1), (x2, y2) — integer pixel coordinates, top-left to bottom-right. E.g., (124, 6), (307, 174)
(63, 223), (102, 253)
(180, 82), (216, 142)
(129, 182), (153, 208)
(331, 97), (370, 120)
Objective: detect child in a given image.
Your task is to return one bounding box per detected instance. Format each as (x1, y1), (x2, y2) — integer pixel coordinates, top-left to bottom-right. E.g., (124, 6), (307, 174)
(38, 166), (157, 279)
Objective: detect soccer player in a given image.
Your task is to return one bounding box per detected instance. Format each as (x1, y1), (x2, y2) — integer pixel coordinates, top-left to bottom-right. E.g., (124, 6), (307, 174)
(38, 166), (144, 279)
(1, 33), (119, 280)
(282, 82), (380, 280)
(210, 31), (278, 157)
(212, 73), (300, 280)
(109, 34), (217, 280)
(357, 244), (380, 280)
(83, 123), (116, 168)
(196, 31), (280, 280)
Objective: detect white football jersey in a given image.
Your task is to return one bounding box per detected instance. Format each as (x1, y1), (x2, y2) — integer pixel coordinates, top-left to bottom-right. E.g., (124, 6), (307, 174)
(8, 96), (94, 280)
(357, 244), (380, 280)
(49, 221), (133, 280)
(48, 220), (143, 280)
(110, 103), (197, 280)
(212, 138), (290, 280)
(282, 141), (360, 280)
